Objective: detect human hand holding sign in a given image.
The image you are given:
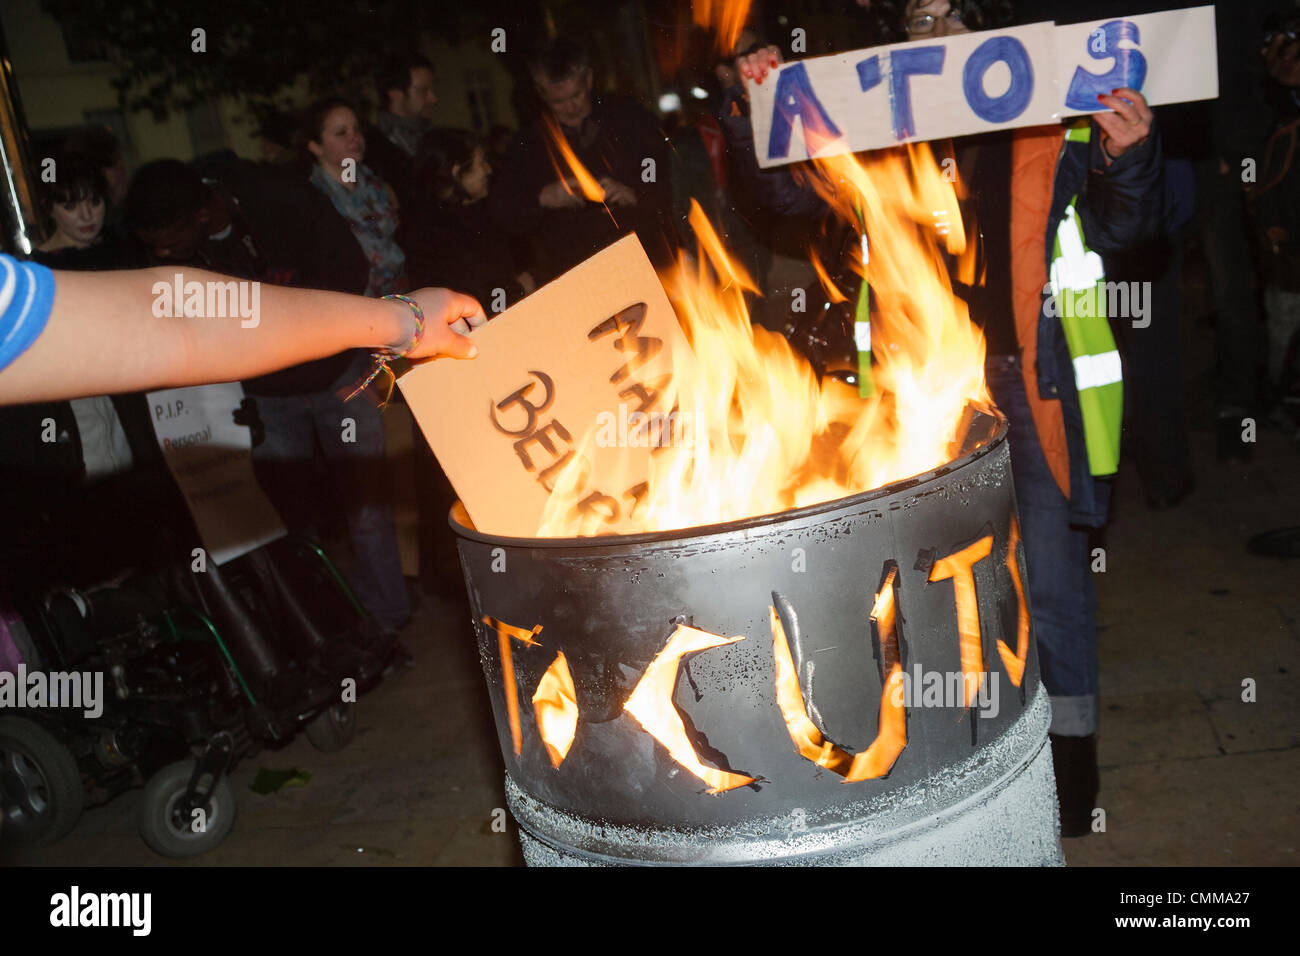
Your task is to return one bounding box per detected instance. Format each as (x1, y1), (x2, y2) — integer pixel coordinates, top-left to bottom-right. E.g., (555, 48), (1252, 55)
(736, 45), (783, 88)
(1093, 87), (1153, 163)
(389, 287), (488, 361)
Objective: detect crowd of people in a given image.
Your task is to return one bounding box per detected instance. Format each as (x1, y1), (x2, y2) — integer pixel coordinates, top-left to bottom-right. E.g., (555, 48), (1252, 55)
(2, 1), (1299, 844)
(2, 39), (681, 654)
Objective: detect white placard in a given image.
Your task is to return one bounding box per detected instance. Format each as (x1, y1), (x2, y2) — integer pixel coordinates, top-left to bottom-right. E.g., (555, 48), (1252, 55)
(147, 382), (285, 565)
(750, 5), (1218, 167)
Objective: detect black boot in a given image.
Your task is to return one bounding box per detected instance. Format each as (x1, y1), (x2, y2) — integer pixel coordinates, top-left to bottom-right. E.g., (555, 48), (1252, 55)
(1050, 733), (1099, 838)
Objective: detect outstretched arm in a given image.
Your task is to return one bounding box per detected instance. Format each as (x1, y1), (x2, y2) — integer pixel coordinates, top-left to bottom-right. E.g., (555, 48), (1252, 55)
(0, 261), (485, 405)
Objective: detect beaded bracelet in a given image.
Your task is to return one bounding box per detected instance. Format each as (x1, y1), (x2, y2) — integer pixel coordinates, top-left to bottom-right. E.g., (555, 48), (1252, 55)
(344, 293), (425, 402)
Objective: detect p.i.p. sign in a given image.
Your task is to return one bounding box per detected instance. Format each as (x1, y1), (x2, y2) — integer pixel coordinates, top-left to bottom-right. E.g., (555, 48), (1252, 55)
(749, 5), (1217, 168)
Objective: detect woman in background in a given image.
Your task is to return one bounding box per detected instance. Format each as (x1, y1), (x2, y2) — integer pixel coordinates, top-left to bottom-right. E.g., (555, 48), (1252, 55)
(290, 98), (411, 637)
(401, 128), (536, 602)
(30, 152), (135, 271)
(404, 127), (534, 307)
(301, 97), (407, 297)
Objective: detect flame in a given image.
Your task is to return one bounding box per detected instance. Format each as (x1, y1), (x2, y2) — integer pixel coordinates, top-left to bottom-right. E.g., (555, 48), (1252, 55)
(483, 617), (542, 756)
(533, 651), (579, 768)
(771, 605), (854, 776)
(996, 516), (1030, 686)
(539, 140), (988, 538)
(542, 113), (606, 202)
(623, 624), (754, 793)
(928, 534), (993, 708)
(771, 578), (906, 783)
(692, 0), (751, 55)
(809, 247), (848, 304)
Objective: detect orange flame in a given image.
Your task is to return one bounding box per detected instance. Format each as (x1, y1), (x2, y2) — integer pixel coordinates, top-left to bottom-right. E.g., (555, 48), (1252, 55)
(692, 0), (752, 55)
(623, 624), (754, 793)
(483, 617), (542, 756)
(771, 577), (906, 782)
(533, 651), (579, 768)
(996, 516), (1030, 686)
(928, 534), (993, 708)
(542, 113), (606, 202)
(539, 139), (988, 538)
(809, 246), (848, 304)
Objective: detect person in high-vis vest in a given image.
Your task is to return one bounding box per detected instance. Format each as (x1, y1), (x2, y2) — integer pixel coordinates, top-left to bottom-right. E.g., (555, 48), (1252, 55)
(723, 0), (1163, 838)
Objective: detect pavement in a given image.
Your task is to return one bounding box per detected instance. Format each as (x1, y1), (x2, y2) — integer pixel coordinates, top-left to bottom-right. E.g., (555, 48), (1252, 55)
(5, 252), (1298, 868)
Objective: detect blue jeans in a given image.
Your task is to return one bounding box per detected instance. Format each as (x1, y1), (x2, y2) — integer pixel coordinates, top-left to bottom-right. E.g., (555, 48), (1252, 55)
(986, 355), (1098, 736)
(250, 356), (410, 633)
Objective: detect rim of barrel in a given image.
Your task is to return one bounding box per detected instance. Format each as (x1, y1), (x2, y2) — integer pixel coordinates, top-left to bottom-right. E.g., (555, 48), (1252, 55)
(449, 404), (1008, 551)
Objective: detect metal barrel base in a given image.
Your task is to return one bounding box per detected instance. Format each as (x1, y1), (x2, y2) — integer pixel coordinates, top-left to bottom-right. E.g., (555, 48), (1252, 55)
(508, 683), (1063, 866)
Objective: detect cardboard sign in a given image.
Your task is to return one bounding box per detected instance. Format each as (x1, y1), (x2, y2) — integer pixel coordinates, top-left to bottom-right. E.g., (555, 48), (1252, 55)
(398, 234), (686, 538)
(147, 382), (286, 565)
(750, 5), (1218, 167)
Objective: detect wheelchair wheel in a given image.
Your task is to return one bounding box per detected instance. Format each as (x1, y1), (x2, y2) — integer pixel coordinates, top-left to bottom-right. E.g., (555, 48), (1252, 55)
(0, 716), (85, 848)
(138, 759), (236, 858)
(305, 700), (357, 752)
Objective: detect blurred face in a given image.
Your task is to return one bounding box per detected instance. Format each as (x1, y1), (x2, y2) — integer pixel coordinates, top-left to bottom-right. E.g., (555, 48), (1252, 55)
(534, 68), (594, 130)
(391, 66), (438, 121)
(136, 210), (207, 263)
(309, 107), (366, 173)
(457, 147), (492, 201)
(905, 0), (970, 38)
(50, 194), (106, 247)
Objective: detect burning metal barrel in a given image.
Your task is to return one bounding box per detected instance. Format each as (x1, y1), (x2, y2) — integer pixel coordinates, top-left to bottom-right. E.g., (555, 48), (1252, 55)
(451, 408), (1061, 866)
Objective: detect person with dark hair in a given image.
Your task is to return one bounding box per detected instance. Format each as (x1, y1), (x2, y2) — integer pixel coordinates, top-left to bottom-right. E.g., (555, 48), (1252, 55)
(404, 127), (533, 304)
(18, 151), (168, 593)
(123, 159), (210, 264)
(365, 53), (438, 209)
(398, 127), (533, 602)
(301, 97), (406, 297)
(731, 0), (1163, 838)
(32, 153), (111, 264)
(63, 124), (128, 208)
(292, 96), (413, 635)
(488, 35), (676, 279)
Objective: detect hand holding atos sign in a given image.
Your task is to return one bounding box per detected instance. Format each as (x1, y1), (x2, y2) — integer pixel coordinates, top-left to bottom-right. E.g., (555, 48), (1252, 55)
(743, 6), (1216, 168)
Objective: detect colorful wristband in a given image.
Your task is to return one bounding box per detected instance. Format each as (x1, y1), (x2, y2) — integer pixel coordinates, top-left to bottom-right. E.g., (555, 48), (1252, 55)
(343, 293), (426, 402)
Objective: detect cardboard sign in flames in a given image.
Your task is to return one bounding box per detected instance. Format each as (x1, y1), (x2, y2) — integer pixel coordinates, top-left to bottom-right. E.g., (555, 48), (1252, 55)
(398, 234), (686, 538)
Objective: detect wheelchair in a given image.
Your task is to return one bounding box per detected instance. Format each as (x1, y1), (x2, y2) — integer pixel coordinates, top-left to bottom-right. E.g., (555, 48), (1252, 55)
(0, 534), (395, 858)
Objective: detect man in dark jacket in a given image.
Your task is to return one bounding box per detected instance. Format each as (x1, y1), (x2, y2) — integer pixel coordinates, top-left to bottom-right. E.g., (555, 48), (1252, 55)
(489, 37), (676, 279)
(364, 54), (439, 210)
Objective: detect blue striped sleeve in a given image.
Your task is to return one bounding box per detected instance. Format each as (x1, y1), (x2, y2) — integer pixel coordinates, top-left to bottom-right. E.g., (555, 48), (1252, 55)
(0, 253), (56, 373)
